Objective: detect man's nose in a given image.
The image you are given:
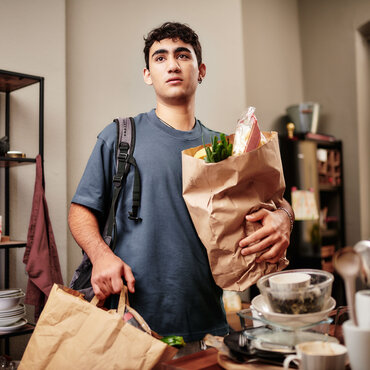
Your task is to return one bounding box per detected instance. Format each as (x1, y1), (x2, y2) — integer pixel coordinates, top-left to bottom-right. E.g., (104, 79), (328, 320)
(167, 56), (180, 72)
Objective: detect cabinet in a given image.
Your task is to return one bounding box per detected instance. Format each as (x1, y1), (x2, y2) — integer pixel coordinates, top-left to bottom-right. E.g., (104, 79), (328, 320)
(0, 69), (44, 352)
(279, 136), (346, 305)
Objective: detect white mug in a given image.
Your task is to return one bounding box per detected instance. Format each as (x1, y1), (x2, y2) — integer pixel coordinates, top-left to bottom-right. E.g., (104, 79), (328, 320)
(283, 341), (347, 370)
(355, 290), (370, 329)
(343, 320), (370, 370)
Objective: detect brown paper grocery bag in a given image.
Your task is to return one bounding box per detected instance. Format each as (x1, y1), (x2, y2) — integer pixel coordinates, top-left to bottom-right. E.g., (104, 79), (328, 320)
(19, 284), (176, 370)
(182, 132), (289, 291)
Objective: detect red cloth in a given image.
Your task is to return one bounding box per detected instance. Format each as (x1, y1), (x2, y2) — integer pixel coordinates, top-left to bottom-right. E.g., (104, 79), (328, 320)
(23, 155), (63, 320)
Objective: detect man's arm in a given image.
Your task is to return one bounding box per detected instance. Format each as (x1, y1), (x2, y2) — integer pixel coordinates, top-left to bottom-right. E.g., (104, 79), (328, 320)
(239, 198), (294, 263)
(68, 203), (135, 299)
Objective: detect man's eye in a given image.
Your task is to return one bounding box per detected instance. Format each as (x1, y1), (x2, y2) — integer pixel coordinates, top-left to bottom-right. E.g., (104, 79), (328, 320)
(178, 54), (190, 59)
(155, 56), (165, 62)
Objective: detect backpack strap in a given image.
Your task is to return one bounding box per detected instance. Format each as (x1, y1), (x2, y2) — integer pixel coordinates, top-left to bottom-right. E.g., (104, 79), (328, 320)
(103, 117), (142, 251)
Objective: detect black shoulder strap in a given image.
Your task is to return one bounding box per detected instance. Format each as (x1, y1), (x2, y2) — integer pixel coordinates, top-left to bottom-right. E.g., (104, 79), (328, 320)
(103, 117), (142, 251)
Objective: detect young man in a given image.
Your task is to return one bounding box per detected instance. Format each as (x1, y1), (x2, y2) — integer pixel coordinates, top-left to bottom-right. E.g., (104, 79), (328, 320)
(69, 22), (293, 350)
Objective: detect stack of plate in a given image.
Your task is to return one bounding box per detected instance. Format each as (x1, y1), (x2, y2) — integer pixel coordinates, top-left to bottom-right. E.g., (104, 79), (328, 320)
(0, 288), (27, 332)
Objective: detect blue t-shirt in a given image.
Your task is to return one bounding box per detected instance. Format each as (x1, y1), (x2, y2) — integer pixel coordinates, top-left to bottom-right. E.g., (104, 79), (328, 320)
(72, 109), (229, 341)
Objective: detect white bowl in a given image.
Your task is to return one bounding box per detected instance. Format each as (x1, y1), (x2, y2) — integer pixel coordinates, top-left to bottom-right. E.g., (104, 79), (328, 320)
(0, 291), (25, 310)
(251, 294), (336, 329)
(257, 269), (334, 314)
(0, 288), (22, 297)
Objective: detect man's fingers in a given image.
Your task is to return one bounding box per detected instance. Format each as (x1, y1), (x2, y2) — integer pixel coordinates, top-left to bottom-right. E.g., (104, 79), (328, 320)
(122, 263), (136, 293)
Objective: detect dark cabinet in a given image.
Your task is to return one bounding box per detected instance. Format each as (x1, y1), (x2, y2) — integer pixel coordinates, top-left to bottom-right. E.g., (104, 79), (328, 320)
(279, 136), (346, 305)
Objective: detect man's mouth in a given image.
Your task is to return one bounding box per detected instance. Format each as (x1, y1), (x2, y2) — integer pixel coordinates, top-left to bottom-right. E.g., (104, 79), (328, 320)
(166, 77), (183, 83)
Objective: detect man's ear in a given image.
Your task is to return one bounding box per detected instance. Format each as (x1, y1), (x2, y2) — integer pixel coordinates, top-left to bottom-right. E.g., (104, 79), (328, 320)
(199, 63), (206, 80)
(143, 68), (152, 85)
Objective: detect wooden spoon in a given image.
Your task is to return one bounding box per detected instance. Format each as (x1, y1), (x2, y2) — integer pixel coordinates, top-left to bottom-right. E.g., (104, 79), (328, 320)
(333, 247), (361, 326)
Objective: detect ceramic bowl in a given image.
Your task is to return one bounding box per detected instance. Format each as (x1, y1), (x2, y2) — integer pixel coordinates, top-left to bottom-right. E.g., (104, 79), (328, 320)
(252, 294), (336, 329)
(0, 291), (25, 310)
(257, 269), (334, 314)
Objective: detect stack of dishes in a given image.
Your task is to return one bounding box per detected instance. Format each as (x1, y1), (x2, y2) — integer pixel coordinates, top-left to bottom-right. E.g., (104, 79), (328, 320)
(252, 269), (336, 330)
(0, 288), (27, 332)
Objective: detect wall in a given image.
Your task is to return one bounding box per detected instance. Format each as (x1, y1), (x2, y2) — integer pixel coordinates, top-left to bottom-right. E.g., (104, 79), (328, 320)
(66, 0), (247, 279)
(241, 0), (304, 130)
(0, 0), (67, 358)
(298, 0), (370, 244)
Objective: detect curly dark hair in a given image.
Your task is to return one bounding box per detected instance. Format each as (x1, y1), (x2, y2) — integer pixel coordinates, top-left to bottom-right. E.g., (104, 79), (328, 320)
(143, 22), (202, 69)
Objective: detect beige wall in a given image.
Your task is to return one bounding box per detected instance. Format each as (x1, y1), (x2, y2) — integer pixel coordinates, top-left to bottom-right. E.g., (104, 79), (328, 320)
(0, 0), (67, 284)
(0, 0), (67, 358)
(242, 0), (304, 129)
(66, 0), (248, 278)
(298, 0), (370, 244)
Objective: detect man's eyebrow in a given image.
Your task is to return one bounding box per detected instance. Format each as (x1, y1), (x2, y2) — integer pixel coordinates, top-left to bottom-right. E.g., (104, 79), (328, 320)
(151, 49), (168, 58)
(151, 47), (192, 59)
(175, 47), (192, 54)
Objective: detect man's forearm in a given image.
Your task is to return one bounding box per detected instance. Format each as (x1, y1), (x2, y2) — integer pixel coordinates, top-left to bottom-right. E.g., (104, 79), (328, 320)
(68, 203), (112, 264)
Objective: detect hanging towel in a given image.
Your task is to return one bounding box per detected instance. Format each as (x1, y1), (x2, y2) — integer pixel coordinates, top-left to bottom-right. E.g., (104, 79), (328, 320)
(23, 155), (64, 320)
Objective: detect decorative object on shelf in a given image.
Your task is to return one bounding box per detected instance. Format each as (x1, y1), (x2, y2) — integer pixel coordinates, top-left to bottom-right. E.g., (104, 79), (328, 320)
(291, 188), (319, 221)
(0, 136), (9, 156)
(286, 122), (295, 139)
(286, 102), (320, 134)
(5, 151), (26, 158)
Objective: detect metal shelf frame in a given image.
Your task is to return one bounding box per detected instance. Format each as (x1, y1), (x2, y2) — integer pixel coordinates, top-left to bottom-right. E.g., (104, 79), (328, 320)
(0, 69), (44, 289)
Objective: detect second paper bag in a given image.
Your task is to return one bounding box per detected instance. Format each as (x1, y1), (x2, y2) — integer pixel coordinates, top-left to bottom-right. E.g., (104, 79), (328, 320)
(182, 132), (289, 291)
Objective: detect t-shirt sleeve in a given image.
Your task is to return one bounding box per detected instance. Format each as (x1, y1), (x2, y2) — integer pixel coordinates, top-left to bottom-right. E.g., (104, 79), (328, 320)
(71, 134), (115, 215)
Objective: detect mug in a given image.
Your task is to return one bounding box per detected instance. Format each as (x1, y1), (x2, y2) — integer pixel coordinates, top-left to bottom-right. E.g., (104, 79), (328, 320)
(283, 341), (347, 370)
(343, 320), (370, 370)
(355, 290), (370, 329)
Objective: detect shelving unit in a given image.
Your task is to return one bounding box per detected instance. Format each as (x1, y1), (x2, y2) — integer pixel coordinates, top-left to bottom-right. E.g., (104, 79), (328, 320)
(279, 135), (346, 305)
(0, 69), (44, 352)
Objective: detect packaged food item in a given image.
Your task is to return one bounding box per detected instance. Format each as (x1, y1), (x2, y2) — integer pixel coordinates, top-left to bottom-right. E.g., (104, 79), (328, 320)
(232, 106), (267, 156)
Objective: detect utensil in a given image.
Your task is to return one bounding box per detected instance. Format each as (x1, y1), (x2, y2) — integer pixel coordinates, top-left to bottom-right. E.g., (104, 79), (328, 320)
(354, 240), (370, 286)
(333, 247), (361, 326)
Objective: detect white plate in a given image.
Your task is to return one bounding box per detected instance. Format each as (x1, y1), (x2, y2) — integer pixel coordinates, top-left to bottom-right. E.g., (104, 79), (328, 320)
(0, 304), (25, 315)
(252, 330), (339, 352)
(0, 314), (26, 326)
(251, 294), (336, 329)
(0, 318), (27, 333)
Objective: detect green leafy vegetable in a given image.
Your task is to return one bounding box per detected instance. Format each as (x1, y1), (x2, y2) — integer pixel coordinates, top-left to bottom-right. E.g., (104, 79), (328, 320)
(203, 133), (233, 163)
(160, 335), (186, 348)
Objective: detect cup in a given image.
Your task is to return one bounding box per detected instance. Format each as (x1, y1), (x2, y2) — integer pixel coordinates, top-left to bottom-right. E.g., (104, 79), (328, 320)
(343, 320), (370, 370)
(283, 341), (347, 370)
(355, 289), (370, 329)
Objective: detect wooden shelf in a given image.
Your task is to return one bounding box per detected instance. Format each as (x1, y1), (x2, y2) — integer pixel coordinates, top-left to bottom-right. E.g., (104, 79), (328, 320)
(0, 69), (42, 93)
(0, 240), (27, 249)
(0, 157), (36, 168)
(0, 323), (35, 338)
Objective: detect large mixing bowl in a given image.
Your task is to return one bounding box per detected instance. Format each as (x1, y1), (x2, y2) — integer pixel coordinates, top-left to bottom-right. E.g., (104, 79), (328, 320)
(257, 269), (334, 314)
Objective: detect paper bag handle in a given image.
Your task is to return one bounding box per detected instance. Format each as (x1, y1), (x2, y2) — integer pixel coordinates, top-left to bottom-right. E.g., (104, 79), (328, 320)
(90, 285), (128, 316)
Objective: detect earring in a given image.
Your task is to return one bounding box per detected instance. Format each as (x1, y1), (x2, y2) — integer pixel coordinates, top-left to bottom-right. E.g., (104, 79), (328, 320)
(198, 77), (203, 84)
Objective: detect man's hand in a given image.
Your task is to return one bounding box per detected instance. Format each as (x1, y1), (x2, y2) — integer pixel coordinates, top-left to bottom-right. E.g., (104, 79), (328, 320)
(91, 249), (135, 300)
(68, 203), (136, 300)
(239, 207), (291, 263)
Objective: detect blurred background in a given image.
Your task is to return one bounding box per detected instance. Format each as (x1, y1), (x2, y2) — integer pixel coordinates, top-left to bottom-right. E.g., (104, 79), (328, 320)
(0, 0), (369, 358)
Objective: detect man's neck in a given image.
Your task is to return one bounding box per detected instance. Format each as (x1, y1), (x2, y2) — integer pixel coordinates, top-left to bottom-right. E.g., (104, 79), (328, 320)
(155, 102), (196, 131)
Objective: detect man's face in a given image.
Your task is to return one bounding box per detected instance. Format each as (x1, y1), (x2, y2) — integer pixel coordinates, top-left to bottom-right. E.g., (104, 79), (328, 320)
(143, 38), (206, 104)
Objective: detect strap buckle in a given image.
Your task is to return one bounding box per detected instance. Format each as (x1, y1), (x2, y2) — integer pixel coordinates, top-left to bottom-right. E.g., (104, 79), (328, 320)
(128, 210), (142, 223)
